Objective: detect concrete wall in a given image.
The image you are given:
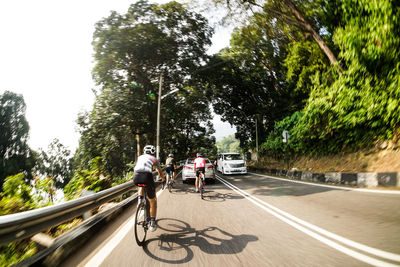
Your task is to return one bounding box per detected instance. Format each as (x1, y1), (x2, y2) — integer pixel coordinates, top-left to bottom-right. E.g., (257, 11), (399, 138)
(250, 168), (400, 188)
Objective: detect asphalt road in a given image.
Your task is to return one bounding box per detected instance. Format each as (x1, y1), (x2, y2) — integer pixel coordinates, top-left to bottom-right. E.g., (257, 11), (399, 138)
(62, 171), (400, 267)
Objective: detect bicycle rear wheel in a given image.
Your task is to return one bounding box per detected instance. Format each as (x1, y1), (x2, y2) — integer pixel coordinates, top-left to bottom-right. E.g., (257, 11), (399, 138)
(168, 178), (172, 193)
(200, 179), (204, 199)
(134, 202), (148, 246)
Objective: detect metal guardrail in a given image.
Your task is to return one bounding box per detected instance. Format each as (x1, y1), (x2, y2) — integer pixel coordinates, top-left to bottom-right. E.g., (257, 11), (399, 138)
(0, 181), (137, 246)
(0, 161), (185, 246)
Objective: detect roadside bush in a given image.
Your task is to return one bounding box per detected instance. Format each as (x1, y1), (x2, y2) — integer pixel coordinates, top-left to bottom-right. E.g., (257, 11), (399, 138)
(0, 173), (37, 215)
(0, 240), (37, 266)
(0, 173), (39, 266)
(260, 112), (303, 158)
(64, 157), (112, 200)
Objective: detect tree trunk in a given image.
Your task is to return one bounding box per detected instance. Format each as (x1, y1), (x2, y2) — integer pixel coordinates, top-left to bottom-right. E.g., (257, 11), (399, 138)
(136, 134), (141, 161)
(282, 0), (342, 73)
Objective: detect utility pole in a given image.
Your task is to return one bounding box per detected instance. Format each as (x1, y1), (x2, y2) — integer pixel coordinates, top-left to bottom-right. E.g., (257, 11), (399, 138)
(255, 116), (259, 162)
(156, 73), (163, 160)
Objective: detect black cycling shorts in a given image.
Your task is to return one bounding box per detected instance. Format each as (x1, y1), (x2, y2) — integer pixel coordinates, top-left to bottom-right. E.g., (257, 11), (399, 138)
(196, 167), (205, 178)
(133, 172), (156, 199)
(165, 164), (175, 174)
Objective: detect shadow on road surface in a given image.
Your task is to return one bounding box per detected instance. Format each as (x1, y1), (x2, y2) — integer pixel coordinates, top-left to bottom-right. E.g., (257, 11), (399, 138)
(219, 173), (341, 197)
(178, 179), (244, 201)
(142, 218), (258, 264)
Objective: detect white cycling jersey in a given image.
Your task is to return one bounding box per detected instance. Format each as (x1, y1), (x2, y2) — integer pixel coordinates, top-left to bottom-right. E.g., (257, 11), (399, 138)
(134, 154), (160, 173)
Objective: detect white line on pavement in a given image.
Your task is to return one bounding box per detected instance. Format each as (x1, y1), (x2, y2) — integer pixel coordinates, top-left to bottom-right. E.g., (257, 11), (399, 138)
(84, 188), (165, 267)
(250, 172), (400, 195)
(216, 174), (400, 266)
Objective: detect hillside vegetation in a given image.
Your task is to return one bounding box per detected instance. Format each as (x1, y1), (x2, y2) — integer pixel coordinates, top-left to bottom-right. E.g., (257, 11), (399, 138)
(204, 0), (400, 163)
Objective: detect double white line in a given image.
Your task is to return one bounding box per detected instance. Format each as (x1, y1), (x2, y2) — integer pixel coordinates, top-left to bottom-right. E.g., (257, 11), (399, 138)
(216, 175), (400, 267)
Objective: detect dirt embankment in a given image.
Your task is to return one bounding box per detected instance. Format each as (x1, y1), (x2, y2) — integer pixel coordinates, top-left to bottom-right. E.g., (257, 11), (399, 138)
(256, 145), (400, 173)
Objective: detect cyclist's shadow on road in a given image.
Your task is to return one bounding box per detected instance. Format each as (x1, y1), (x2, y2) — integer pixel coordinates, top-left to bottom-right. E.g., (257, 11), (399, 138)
(203, 191), (244, 202)
(142, 218), (258, 264)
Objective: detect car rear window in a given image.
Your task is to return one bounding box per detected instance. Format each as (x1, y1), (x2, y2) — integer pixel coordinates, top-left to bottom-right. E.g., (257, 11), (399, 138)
(186, 158), (211, 164)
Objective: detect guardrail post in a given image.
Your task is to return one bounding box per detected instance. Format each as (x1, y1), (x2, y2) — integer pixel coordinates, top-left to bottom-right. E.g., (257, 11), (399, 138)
(81, 190), (95, 220)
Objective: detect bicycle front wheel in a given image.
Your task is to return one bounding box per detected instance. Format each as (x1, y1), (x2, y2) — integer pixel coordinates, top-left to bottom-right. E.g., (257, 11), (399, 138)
(134, 202), (148, 246)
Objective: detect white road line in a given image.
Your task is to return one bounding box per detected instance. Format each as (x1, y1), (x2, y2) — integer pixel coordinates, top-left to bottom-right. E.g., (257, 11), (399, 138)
(250, 172), (400, 195)
(216, 175), (400, 266)
(84, 188), (165, 267)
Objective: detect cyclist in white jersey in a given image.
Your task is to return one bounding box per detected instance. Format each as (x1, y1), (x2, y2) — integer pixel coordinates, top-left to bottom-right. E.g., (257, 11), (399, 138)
(133, 145), (165, 232)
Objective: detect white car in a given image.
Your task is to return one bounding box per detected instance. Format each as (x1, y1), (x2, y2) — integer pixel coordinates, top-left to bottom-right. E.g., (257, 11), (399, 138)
(182, 158), (215, 183)
(217, 153), (247, 175)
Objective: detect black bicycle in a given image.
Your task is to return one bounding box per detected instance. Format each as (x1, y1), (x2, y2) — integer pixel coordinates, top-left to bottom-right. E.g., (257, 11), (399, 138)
(134, 184), (150, 246)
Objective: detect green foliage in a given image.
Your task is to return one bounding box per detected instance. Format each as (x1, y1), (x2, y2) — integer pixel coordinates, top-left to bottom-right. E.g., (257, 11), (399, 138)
(284, 40), (332, 96)
(216, 134), (241, 153)
(292, 0), (400, 154)
(52, 218), (82, 237)
(0, 173), (39, 266)
(34, 138), (73, 189)
(115, 171), (134, 186)
(64, 157), (112, 200)
(76, 0), (215, 176)
(0, 91), (35, 191)
(202, 10), (306, 151)
(0, 240), (37, 267)
(260, 112), (303, 158)
(32, 176), (56, 205)
(0, 173), (37, 215)
(159, 85), (217, 161)
(148, 92), (156, 100)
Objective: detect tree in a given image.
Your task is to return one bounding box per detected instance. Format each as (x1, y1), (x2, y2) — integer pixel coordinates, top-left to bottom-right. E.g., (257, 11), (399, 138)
(159, 85), (217, 161)
(76, 0), (215, 177)
(34, 138), (73, 189)
(200, 10), (308, 150)
(0, 91), (34, 191)
(292, 0), (400, 153)
(207, 0), (342, 72)
(216, 134), (241, 153)
(64, 157), (112, 200)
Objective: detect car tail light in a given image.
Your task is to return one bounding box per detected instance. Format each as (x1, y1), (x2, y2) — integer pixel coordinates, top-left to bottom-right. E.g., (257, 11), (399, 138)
(184, 166), (192, 169)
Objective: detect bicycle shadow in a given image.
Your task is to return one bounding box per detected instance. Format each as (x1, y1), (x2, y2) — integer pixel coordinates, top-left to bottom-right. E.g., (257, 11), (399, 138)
(165, 181), (191, 195)
(202, 191), (244, 202)
(142, 218), (258, 264)
(167, 178), (244, 202)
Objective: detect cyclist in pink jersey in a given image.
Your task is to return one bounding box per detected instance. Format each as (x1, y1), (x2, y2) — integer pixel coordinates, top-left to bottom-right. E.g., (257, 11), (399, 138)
(193, 153), (206, 193)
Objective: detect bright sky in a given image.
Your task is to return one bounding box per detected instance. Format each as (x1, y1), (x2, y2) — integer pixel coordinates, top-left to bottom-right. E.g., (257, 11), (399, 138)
(0, 0), (235, 152)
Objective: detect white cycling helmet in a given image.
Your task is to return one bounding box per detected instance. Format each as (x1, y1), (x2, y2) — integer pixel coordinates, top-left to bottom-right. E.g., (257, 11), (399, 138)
(143, 145), (155, 155)
(168, 153), (174, 158)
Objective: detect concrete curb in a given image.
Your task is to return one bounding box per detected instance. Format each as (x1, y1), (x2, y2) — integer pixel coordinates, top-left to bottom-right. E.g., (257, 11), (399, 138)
(249, 167), (400, 188)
